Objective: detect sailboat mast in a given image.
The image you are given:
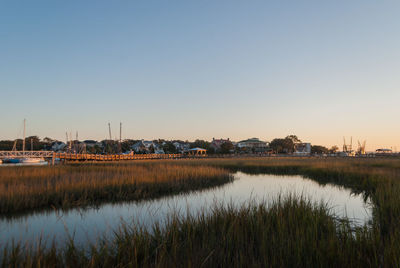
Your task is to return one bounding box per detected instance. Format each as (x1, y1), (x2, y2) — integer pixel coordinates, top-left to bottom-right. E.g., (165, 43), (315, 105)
(22, 119), (26, 153)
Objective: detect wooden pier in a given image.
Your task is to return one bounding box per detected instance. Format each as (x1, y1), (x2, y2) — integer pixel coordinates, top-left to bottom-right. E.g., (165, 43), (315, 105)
(0, 151), (54, 159)
(0, 151), (200, 164)
(54, 152), (184, 161)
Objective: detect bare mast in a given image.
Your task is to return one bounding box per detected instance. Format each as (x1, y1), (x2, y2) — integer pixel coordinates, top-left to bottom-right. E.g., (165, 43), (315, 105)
(119, 122), (122, 153)
(120, 122), (122, 144)
(22, 119), (26, 154)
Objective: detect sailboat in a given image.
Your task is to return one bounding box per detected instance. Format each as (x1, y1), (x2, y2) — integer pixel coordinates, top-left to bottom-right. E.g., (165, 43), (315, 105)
(20, 157), (43, 163)
(20, 119), (44, 163)
(5, 119), (44, 164)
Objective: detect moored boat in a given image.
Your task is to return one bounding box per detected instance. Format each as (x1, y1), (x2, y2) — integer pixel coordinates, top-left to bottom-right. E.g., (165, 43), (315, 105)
(5, 120), (49, 165)
(20, 158), (44, 164)
(3, 158), (22, 164)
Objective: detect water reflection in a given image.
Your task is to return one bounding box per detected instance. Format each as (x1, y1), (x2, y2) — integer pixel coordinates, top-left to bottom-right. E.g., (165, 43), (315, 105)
(0, 172), (372, 249)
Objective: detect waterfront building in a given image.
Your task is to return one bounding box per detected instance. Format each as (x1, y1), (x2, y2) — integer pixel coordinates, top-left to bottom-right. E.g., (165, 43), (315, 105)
(210, 138), (231, 151)
(237, 138), (269, 153)
(294, 143), (311, 156)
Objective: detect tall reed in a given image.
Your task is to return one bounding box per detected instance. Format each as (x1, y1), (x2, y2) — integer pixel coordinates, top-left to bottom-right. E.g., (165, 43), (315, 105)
(0, 161), (231, 215)
(190, 157), (400, 265)
(2, 157), (400, 266)
(0, 197), (380, 267)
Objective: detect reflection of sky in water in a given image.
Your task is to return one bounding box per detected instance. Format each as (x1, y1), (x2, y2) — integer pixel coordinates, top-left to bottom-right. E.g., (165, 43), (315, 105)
(0, 172), (372, 249)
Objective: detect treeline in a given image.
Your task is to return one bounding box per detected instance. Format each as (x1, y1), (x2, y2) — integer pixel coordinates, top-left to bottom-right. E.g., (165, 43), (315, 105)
(0, 137), (214, 154)
(269, 135), (339, 154)
(0, 135), (339, 155)
(0, 136), (54, 151)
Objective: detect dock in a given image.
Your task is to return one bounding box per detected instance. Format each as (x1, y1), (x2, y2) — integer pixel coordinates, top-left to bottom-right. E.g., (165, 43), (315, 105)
(0, 151), (199, 164)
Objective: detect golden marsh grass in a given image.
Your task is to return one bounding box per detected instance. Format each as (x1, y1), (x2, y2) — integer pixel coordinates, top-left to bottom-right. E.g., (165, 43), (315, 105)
(2, 157), (400, 266)
(0, 161), (231, 214)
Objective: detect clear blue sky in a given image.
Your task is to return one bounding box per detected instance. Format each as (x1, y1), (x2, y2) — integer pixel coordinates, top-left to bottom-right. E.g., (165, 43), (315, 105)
(1, 1), (399, 150)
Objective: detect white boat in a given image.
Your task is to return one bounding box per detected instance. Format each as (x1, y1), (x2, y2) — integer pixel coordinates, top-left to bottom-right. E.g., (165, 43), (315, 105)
(9, 119), (47, 165)
(20, 158), (44, 164)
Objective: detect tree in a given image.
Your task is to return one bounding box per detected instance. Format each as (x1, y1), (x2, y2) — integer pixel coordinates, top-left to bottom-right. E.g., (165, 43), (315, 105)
(163, 141), (177, 154)
(87, 144), (103, 154)
(190, 140), (210, 150)
(26, 136), (42, 150)
(0, 140), (15, 150)
(121, 139), (140, 153)
(270, 138), (295, 153)
(42, 137), (55, 144)
(329, 146), (339, 154)
(270, 139), (284, 153)
(220, 141), (234, 154)
(101, 140), (118, 154)
(207, 147), (215, 154)
(149, 144), (155, 154)
(311, 145), (329, 155)
(286, 135), (301, 144)
(42, 137), (56, 150)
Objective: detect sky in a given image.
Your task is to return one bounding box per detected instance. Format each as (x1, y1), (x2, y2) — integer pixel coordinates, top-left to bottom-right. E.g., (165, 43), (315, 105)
(1, 1), (399, 151)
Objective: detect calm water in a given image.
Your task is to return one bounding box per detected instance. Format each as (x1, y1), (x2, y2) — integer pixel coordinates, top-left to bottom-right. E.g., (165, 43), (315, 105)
(0, 172), (372, 249)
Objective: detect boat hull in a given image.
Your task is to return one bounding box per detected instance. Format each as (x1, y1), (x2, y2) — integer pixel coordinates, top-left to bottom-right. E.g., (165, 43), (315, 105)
(3, 158), (22, 164)
(20, 158), (44, 164)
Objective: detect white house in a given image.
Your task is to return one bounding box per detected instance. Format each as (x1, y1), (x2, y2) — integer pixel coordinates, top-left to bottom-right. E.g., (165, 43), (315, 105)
(237, 138), (269, 153)
(294, 143), (311, 156)
(172, 141), (190, 153)
(131, 140), (165, 154)
(51, 141), (66, 152)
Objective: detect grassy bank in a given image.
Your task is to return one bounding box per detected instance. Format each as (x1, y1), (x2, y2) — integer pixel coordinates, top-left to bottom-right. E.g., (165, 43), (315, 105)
(200, 157), (400, 265)
(0, 161), (231, 215)
(2, 157), (400, 266)
(1, 197), (378, 267)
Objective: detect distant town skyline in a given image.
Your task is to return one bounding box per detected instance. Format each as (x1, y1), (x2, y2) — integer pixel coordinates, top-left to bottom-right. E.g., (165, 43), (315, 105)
(0, 119), (396, 152)
(1, 1), (399, 151)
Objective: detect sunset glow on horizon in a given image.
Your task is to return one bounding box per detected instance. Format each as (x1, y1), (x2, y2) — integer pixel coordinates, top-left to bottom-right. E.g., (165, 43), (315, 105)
(1, 1), (399, 151)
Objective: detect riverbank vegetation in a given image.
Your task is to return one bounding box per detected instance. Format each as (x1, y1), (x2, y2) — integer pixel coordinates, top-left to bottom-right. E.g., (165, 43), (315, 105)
(205, 157), (400, 265)
(1, 197), (378, 267)
(0, 162), (231, 215)
(1, 157), (400, 266)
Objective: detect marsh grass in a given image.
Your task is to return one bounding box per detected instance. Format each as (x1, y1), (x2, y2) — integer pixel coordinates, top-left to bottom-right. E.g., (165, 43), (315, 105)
(0, 197), (379, 267)
(2, 157), (400, 266)
(0, 161), (231, 215)
(195, 157), (400, 265)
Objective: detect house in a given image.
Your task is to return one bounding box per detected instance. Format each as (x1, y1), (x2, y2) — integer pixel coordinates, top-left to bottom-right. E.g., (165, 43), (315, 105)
(154, 147), (165, 154)
(51, 141), (66, 152)
(237, 138), (269, 153)
(131, 140), (165, 154)
(210, 138), (231, 151)
(172, 141), (190, 153)
(131, 140), (154, 153)
(293, 143), (311, 156)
